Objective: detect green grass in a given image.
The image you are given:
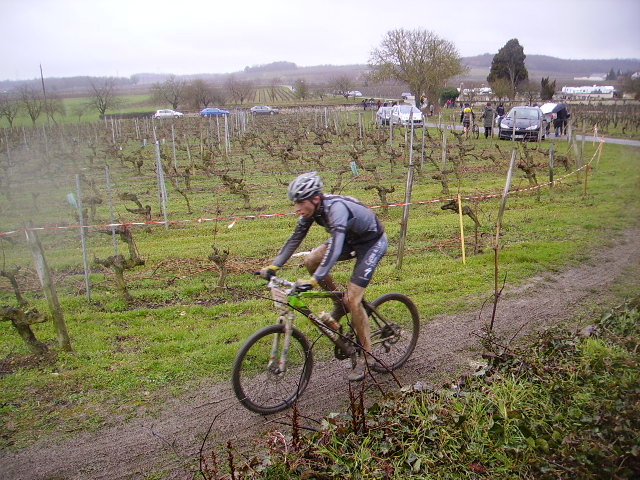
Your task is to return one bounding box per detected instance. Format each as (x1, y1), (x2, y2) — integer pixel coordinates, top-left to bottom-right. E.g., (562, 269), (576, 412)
(252, 301), (640, 479)
(0, 112), (639, 451)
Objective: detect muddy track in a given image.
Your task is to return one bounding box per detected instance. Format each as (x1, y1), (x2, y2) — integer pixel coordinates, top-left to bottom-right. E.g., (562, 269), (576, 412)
(2, 229), (639, 480)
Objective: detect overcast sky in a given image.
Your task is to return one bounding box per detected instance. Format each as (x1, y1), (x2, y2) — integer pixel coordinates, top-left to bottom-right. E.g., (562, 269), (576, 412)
(2, 0), (639, 81)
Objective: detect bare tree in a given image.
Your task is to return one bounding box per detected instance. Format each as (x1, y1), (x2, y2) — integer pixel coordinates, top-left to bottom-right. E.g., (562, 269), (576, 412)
(369, 28), (467, 109)
(18, 86), (43, 125)
(490, 78), (514, 103)
(43, 96), (66, 124)
(519, 80), (540, 105)
(313, 83), (329, 101)
(225, 75), (255, 104)
(330, 75), (355, 99)
(87, 78), (121, 116)
(0, 92), (21, 127)
(293, 79), (309, 100)
(151, 75), (187, 110)
(184, 79), (218, 109)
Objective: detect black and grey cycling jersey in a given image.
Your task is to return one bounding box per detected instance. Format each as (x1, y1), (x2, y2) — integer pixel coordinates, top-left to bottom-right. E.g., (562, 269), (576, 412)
(272, 194), (386, 283)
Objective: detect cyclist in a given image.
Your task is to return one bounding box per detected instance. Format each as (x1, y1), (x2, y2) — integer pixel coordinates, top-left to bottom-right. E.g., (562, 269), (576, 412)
(460, 103), (475, 138)
(260, 172), (388, 381)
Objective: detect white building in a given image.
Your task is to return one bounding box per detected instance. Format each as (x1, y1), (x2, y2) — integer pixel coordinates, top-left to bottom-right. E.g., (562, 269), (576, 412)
(560, 85), (618, 99)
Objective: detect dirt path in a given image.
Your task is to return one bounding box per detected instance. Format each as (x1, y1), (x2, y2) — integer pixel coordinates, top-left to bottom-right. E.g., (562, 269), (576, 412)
(2, 229), (639, 480)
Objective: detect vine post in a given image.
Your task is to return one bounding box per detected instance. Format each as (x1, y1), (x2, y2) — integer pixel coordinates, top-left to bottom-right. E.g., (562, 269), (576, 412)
(396, 119), (416, 270)
(75, 174), (91, 300)
(457, 194), (466, 264)
(490, 148), (518, 331)
(548, 143), (555, 187)
(25, 225), (72, 351)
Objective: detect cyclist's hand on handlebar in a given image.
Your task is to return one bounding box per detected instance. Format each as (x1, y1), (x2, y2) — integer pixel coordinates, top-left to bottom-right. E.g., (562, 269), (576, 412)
(258, 265), (279, 280)
(293, 278), (318, 292)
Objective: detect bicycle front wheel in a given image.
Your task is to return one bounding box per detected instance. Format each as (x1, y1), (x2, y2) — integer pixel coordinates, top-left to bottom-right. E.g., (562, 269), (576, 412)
(232, 324), (313, 415)
(367, 293), (420, 373)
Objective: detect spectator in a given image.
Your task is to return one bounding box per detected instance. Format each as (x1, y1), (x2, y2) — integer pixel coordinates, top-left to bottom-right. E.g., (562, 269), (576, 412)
(460, 103), (475, 138)
(481, 102), (495, 138)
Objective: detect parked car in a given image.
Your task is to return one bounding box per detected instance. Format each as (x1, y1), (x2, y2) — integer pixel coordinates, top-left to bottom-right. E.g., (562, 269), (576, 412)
(250, 105), (279, 115)
(200, 107), (230, 117)
(376, 106), (394, 125)
(498, 106), (547, 141)
(153, 109), (183, 119)
(347, 90), (363, 97)
(390, 104), (423, 127)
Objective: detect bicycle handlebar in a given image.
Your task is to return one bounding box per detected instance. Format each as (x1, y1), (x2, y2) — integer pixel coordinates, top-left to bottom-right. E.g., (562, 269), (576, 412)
(267, 276), (295, 289)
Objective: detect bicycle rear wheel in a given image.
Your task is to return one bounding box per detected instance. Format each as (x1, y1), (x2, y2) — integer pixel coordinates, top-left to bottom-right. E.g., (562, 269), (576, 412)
(472, 124), (480, 139)
(367, 293), (420, 373)
(232, 324), (313, 415)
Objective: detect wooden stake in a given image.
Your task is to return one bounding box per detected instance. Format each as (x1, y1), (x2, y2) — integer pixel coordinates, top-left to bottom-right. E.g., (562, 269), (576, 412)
(457, 194), (466, 264)
(25, 225), (72, 351)
(491, 148), (518, 331)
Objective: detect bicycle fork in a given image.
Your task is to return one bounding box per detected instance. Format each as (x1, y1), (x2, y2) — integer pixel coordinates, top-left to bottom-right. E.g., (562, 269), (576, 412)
(269, 310), (295, 375)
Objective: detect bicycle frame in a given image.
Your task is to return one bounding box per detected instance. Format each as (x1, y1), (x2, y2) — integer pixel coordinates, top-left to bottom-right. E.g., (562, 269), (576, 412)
(266, 276), (398, 372)
(232, 276), (420, 413)
(267, 278), (349, 373)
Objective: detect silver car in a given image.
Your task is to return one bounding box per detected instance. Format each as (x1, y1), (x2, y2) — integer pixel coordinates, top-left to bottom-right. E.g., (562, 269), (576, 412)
(250, 105), (279, 115)
(153, 109), (184, 119)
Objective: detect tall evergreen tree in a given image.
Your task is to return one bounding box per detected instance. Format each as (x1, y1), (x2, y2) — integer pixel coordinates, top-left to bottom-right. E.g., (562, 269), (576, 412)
(540, 77), (556, 101)
(487, 39), (528, 98)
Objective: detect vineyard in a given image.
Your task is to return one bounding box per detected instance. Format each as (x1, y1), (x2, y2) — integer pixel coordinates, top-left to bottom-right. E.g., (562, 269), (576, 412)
(0, 105), (639, 461)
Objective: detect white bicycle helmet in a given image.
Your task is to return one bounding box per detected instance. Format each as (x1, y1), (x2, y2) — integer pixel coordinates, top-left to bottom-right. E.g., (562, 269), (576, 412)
(287, 172), (323, 202)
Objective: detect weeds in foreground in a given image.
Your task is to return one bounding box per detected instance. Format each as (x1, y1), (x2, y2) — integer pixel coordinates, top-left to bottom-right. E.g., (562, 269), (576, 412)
(215, 300), (640, 479)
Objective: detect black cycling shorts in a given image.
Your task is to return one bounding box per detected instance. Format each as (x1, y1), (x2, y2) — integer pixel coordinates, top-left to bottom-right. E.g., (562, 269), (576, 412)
(322, 233), (388, 287)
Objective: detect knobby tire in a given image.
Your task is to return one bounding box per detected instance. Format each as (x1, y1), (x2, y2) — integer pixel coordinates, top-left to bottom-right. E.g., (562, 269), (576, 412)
(367, 293), (420, 373)
(231, 324), (313, 415)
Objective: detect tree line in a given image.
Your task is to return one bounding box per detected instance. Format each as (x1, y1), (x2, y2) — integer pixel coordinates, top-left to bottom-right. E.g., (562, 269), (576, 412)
(3, 31), (639, 128)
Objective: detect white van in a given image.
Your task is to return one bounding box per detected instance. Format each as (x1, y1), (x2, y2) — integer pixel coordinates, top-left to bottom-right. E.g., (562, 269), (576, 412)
(390, 105), (423, 127)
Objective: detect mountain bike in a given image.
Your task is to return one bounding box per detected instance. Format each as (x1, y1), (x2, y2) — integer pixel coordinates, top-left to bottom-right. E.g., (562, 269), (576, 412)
(232, 275), (420, 414)
(471, 122), (480, 139)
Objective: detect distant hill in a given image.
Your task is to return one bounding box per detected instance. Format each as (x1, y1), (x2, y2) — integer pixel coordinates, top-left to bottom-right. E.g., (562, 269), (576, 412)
(461, 54), (640, 84)
(2, 55), (638, 94)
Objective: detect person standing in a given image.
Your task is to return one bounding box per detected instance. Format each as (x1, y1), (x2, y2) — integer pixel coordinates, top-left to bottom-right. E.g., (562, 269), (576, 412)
(481, 102), (495, 138)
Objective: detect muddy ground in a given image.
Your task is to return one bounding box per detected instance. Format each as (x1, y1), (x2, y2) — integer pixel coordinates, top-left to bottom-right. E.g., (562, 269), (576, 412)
(2, 228), (639, 480)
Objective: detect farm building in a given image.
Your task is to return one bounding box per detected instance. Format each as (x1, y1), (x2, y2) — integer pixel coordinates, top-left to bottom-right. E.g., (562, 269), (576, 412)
(560, 85), (619, 99)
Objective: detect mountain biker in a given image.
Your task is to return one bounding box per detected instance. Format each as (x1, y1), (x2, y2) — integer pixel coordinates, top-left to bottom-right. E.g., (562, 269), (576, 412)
(259, 172), (388, 381)
(460, 103), (475, 137)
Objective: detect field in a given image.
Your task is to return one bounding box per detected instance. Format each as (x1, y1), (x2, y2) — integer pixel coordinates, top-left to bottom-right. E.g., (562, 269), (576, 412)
(1, 108), (639, 460)
(0, 86), (367, 128)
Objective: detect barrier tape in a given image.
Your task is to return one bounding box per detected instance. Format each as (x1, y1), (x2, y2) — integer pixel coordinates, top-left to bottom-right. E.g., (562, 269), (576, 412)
(0, 140), (603, 238)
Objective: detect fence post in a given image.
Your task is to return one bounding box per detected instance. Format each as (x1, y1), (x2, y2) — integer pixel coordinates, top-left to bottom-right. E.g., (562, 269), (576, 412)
(105, 165), (118, 255)
(490, 148), (518, 331)
(75, 174), (91, 300)
(548, 143), (555, 187)
(396, 121), (416, 270)
(25, 225), (73, 351)
(441, 124), (448, 168)
(457, 194), (466, 264)
(154, 141), (169, 229)
(171, 124), (177, 169)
